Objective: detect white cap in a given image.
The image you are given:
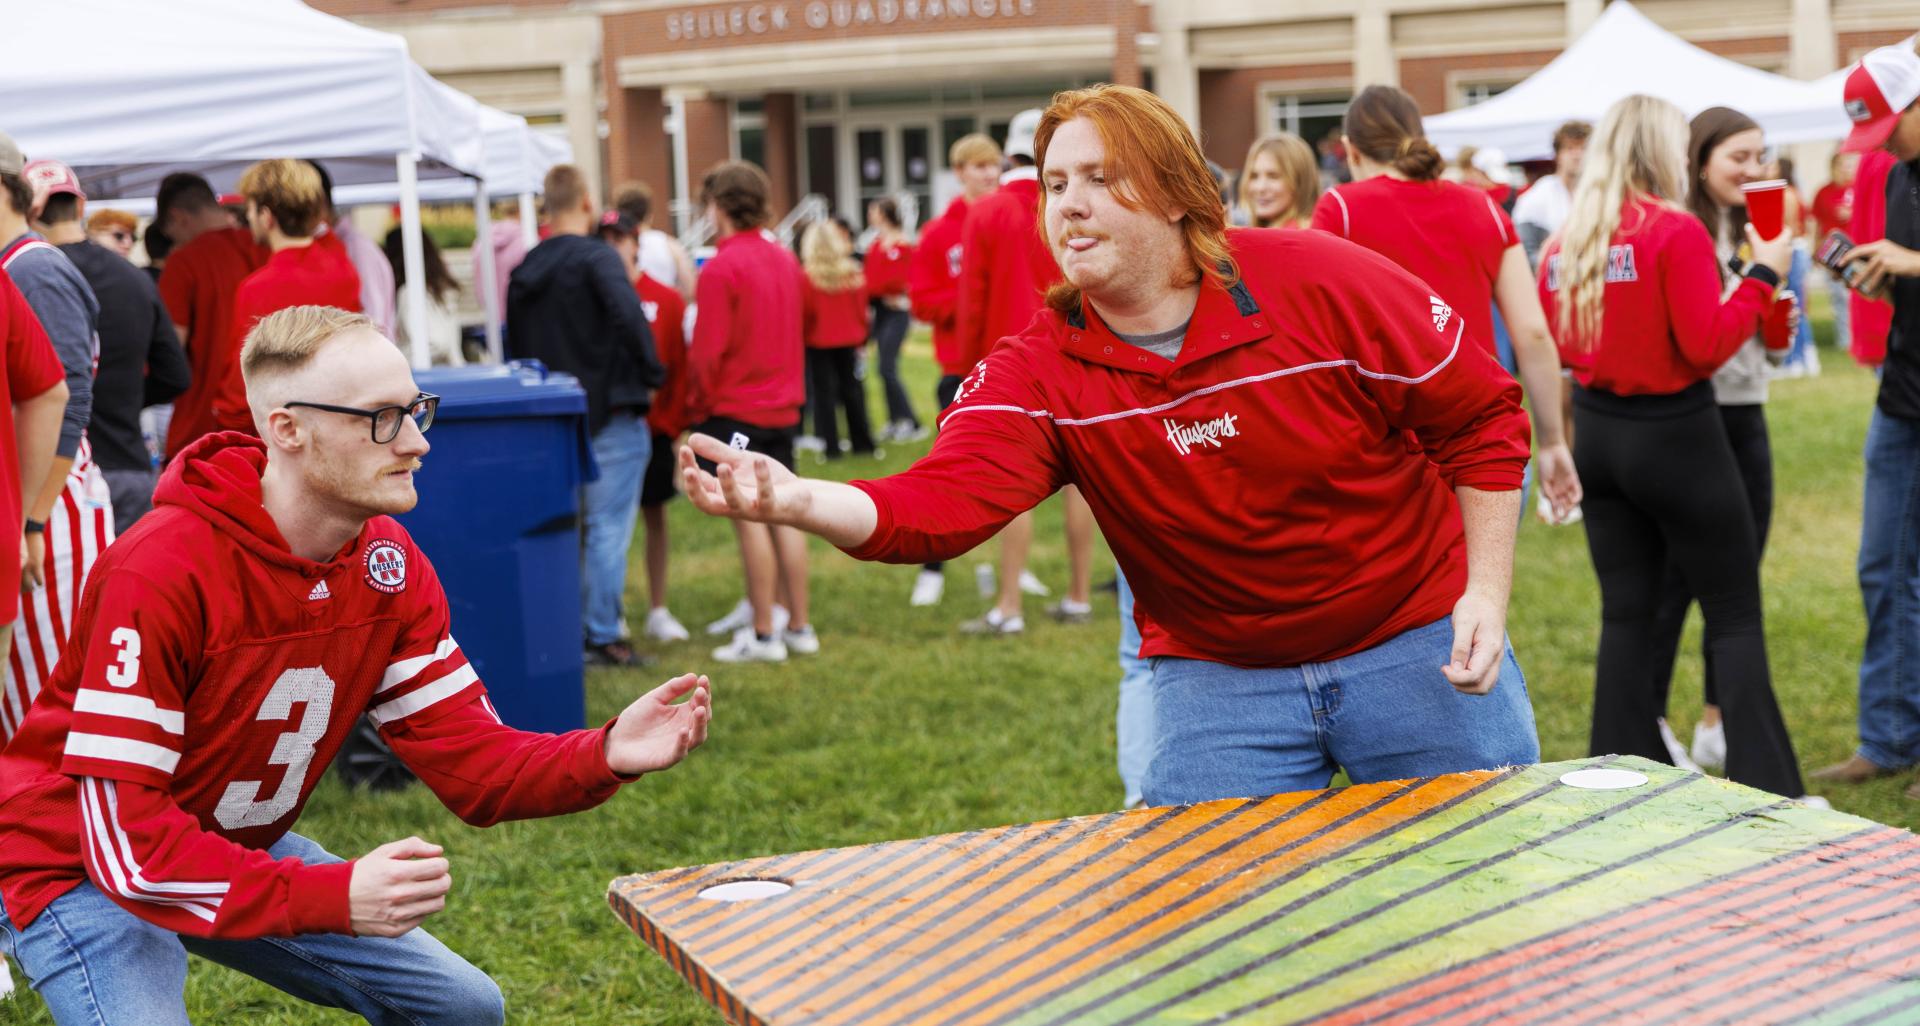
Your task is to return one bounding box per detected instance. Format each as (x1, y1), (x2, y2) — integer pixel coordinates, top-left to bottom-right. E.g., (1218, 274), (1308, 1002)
(1472, 146), (1513, 187)
(1842, 42), (1920, 153)
(1005, 108), (1043, 161)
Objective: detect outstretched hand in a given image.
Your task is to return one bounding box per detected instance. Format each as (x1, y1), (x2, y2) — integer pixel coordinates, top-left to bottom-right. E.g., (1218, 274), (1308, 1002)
(605, 673), (712, 777)
(679, 433), (810, 526)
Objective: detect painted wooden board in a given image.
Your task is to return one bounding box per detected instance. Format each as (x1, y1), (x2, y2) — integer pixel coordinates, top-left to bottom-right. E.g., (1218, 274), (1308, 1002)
(608, 757), (1920, 1026)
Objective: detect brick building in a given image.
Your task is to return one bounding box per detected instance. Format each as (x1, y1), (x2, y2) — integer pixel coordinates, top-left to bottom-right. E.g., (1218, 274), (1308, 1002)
(315, 0), (1913, 230)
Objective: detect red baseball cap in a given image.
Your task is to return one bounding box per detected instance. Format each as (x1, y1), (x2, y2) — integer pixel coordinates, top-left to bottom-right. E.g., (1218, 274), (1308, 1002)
(1841, 43), (1920, 153)
(21, 158), (84, 217)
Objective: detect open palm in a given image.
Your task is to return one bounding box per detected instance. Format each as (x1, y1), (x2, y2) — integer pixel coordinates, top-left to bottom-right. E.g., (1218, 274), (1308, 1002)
(606, 673), (712, 776)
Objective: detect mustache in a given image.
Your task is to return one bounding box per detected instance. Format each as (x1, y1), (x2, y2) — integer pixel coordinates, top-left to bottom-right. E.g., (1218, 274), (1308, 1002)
(387, 460), (423, 474)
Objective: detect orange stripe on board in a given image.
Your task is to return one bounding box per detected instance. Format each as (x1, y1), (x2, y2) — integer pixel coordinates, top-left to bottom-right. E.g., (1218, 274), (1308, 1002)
(721, 814), (1117, 991)
(773, 774), (1485, 1026)
(1319, 830), (1911, 1026)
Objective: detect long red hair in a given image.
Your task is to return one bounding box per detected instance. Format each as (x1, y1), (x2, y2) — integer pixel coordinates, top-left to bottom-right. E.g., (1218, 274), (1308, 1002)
(1035, 84), (1237, 316)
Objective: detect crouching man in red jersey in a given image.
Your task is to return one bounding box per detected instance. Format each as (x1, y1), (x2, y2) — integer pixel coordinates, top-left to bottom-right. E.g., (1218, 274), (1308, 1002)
(683, 85), (1536, 806)
(0, 306), (711, 1024)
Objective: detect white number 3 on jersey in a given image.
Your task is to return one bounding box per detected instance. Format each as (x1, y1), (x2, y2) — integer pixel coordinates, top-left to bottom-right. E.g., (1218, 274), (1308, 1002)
(215, 667), (336, 830)
(105, 627), (141, 689)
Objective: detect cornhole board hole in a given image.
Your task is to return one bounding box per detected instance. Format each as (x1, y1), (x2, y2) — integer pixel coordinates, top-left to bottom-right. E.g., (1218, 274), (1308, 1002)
(608, 756), (1920, 1026)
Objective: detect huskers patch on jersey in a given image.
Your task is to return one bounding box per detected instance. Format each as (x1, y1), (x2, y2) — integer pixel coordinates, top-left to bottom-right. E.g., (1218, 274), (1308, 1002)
(363, 540), (408, 594)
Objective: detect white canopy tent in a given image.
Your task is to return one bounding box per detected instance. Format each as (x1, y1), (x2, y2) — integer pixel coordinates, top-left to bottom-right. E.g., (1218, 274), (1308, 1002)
(1, 0), (488, 366)
(1424, 2), (1852, 162)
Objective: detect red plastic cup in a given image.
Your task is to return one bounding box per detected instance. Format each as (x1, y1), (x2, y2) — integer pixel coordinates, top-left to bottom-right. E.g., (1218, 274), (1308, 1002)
(1742, 179), (1788, 240)
(1763, 289), (1798, 352)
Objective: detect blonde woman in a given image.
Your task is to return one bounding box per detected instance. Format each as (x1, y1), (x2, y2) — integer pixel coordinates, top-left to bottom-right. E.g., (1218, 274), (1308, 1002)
(1535, 94), (1809, 801)
(799, 220), (875, 458)
(1238, 134), (1319, 229)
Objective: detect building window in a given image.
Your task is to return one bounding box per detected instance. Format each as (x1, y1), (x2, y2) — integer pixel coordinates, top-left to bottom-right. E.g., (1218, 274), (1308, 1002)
(1267, 93), (1351, 152)
(1459, 81), (1518, 107)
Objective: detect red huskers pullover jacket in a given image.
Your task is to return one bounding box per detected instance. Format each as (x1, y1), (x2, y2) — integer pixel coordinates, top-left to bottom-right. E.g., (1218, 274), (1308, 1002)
(847, 228), (1530, 668)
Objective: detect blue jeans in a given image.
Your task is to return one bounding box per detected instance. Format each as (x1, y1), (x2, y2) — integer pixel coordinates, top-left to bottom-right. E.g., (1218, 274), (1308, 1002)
(582, 411), (651, 645)
(1857, 409), (1920, 770)
(1142, 617), (1539, 805)
(1114, 567), (1155, 807)
(1786, 246), (1816, 368)
(0, 833), (503, 1026)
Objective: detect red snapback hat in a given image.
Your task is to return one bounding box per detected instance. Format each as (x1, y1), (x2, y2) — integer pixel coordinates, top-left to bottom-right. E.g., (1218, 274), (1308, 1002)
(1842, 43), (1920, 153)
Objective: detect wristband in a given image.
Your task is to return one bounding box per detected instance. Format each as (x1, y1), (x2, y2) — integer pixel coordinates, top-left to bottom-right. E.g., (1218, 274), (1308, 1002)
(23, 519), (44, 535)
(1743, 264), (1782, 291)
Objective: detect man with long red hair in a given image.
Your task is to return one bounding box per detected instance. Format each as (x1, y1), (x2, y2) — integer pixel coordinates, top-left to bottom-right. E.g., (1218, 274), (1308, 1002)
(678, 85), (1537, 803)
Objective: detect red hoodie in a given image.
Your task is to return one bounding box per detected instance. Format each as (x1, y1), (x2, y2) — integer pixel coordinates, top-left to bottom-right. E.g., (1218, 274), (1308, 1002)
(804, 276), (871, 348)
(863, 237), (913, 302)
(848, 228), (1528, 668)
(686, 230), (807, 429)
(1537, 197), (1773, 396)
(954, 171), (1059, 372)
(910, 197), (973, 375)
(0, 434), (635, 939)
(638, 272), (690, 438)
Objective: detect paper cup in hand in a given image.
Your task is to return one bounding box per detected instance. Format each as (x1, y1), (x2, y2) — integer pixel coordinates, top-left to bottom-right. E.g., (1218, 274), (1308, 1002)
(1741, 180), (1788, 240)
(1763, 289), (1798, 352)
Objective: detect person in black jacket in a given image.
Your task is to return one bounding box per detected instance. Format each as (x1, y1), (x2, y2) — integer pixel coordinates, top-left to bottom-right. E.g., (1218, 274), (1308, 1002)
(36, 186), (190, 532)
(506, 164), (664, 667)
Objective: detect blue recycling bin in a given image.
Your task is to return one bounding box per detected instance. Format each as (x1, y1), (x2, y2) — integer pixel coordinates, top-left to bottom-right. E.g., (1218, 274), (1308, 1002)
(400, 362), (595, 735)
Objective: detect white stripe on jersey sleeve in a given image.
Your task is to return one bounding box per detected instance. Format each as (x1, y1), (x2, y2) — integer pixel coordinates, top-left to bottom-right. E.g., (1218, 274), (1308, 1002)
(78, 779), (219, 922)
(98, 779), (231, 898)
(73, 690), (186, 734)
(65, 732), (182, 774)
(368, 664), (480, 726)
(378, 637), (460, 693)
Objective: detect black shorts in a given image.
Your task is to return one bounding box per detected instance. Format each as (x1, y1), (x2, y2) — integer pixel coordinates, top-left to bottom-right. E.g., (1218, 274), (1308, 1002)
(692, 417), (797, 476)
(641, 432), (678, 507)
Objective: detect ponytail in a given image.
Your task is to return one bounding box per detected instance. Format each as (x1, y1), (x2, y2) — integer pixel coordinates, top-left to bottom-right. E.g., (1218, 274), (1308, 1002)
(1343, 85), (1444, 182)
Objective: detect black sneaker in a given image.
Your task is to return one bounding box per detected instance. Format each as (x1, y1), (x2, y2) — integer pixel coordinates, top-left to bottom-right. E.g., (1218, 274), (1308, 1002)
(585, 641), (655, 668)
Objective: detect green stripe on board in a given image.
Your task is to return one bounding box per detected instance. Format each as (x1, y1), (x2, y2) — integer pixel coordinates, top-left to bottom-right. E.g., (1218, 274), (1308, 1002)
(1004, 761), (1866, 1026)
(1803, 980), (1920, 1026)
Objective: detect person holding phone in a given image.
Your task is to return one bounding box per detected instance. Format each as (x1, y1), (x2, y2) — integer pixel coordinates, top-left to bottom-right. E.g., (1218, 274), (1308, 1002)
(1810, 41), (1920, 797)
(1537, 94), (1811, 801)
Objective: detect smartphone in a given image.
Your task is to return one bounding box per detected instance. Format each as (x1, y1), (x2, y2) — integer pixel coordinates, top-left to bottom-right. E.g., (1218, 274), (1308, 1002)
(1817, 229), (1890, 301)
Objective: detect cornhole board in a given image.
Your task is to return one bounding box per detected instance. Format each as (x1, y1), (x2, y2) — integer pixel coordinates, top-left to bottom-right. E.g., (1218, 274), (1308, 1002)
(608, 756), (1920, 1026)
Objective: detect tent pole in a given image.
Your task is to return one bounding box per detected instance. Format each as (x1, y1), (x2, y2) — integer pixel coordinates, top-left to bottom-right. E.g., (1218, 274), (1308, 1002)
(397, 153), (431, 369)
(518, 192), (538, 251)
(472, 185), (502, 363)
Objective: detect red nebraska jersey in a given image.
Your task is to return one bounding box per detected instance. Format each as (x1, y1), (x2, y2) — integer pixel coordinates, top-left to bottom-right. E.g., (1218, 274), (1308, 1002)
(157, 227), (266, 458)
(848, 228), (1529, 668)
(1313, 175), (1518, 358)
(213, 244), (363, 434)
(0, 434), (630, 939)
(862, 236), (913, 301)
(909, 197), (973, 375)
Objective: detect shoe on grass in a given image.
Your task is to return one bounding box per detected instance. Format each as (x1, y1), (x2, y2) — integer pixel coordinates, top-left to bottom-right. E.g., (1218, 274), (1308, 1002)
(1046, 599), (1094, 624)
(1657, 718), (1702, 773)
(711, 633), (788, 663)
(585, 641), (653, 668)
(959, 608), (1025, 635)
(645, 607), (690, 643)
(910, 569), (945, 607)
(1809, 754), (1906, 784)
(1690, 720), (1727, 773)
(706, 598), (752, 636)
(1017, 570), (1050, 597)
(783, 625), (820, 655)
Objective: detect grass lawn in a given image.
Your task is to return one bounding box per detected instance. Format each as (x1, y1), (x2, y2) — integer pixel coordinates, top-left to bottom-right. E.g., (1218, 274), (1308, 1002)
(6, 308), (1908, 1024)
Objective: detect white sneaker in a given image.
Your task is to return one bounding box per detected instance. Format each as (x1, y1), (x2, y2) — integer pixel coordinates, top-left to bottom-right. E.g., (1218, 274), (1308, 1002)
(771, 603), (790, 636)
(783, 625), (820, 655)
(910, 569), (945, 607)
(1018, 570), (1050, 597)
(959, 608), (1025, 635)
(794, 434), (827, 453)
(975, 563), (996, 599)
(711, 632), (788, 663)
(1691, 720), (1727, 773)
(644, 607), (690, 643)
(1657, 718), (1703, 773)
(1796, 794), (1833, 810)
(706, 598), (752, 636)
(895, 421), (930, 442)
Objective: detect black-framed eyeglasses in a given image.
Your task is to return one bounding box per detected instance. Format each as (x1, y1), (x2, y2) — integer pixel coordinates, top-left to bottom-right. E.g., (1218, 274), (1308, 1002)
(284, 393), (439, 443)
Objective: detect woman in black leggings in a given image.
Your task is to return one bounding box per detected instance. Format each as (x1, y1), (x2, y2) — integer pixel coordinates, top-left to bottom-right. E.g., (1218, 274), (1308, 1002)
(1536, 94), (1809, 800)
(1646, 107), (1785, 769)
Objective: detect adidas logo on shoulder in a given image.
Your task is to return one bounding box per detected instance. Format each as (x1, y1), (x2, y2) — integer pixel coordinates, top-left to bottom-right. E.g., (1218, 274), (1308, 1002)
(308, 580), (331, 601)
(1430, 296), (1453, 333)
